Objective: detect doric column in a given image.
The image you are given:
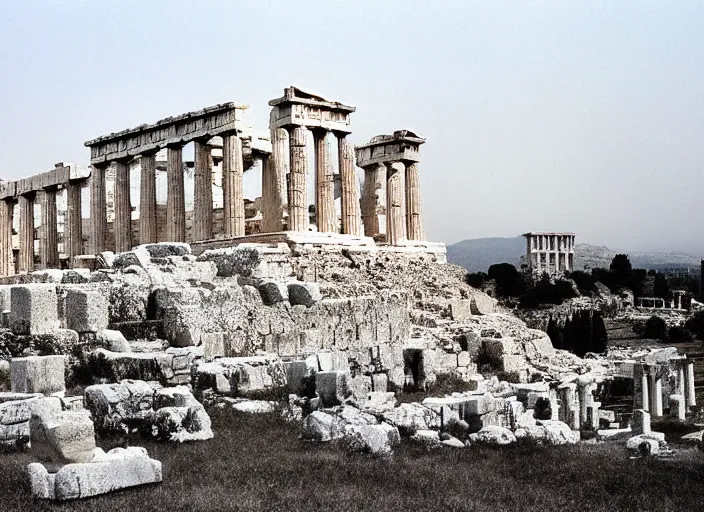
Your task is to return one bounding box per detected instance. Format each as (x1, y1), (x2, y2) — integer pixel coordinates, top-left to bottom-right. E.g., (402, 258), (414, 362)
(66, 181), (83, 262)
(686, 362), (696, 407)
(651, 373), (663, 417)
(0, 199), (14, 276)
(166, 146), (186, 242)
(263, 128), (288, 232)
(385, 163), (404, 246)
(18, 194), (34, 273)
(90, 164), (107, 253)
(222, 133), (245, 237)
(677, 365), (685, 396)
(288, 126), (309, 231)
(313, 130), (336, 233)
(39, 188), (59, 269)
(193, 140), (213, 242)
(361, 163), (385, 238)
(641, 368), (650, 411)
(404, 161), (423, 241)
(113, 161), (132, 253)
(337, 133), (361, 236)
(139, 153), (157, 244)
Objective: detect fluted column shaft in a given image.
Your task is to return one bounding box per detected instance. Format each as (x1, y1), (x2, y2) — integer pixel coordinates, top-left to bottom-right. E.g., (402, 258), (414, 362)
(113, 161), (132, 253)
(362, 163), (386, 238)
(313, 130), (336, 233)
(40, 188), (59, 269)
(288, 126), (309, 231)
(166, 146), (186, 242)
(193, 141), (213, 242)
(222, 133), (245, 237)
(18, 194), (34, 273)
(385, 163), (404, 246)
(0, 200), (13, 276)
(66, 181), (83, 262)
(263, 128), (288, 232)
(90, 165), (107, 254)
(337, 134), (361, 236)
(139, 153), (157, 244)
(404, 162), (423, 241)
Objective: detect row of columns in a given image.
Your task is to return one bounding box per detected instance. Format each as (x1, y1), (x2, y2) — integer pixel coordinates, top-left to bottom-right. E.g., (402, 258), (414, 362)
(557, 380), (600, 431)
(0, 180), (85, 275)
(272, 126), (361, 235)
(360, 161), (423, 244)
(90, 133), (245, 254)
(636, 362), (695, 419)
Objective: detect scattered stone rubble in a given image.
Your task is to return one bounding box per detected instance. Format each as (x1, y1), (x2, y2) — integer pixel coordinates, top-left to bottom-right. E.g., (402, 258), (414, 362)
(0, 240), (701, 501)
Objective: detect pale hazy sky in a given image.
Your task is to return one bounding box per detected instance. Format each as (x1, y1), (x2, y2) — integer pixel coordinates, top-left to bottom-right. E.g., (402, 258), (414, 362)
(1, 2), (702, 253)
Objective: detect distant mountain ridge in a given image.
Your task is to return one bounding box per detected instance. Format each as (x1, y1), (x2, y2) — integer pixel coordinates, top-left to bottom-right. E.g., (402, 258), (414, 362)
(446, 236), (701, 273)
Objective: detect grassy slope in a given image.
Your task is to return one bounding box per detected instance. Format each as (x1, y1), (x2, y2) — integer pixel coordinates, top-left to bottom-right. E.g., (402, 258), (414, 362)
(2, 408), (704, 512)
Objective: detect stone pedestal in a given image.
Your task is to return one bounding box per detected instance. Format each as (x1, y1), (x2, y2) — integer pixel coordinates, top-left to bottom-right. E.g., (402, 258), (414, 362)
(18, 194), (34, 273)
(669, 394), (685, 421)
(222, 133), (244, 237)
(39, 189), (59, 269)
(113, 162), (132, 253)
(632, 409), (651, 434)
(314, 130), (336, 233)
(90, 165), (107, 254)
(404, 162), (423, 240)
(288, 126), (308, 231)
(66, 182), (83, 262)
(139, 154), (157, 244)
(0, 199), (12, 276)
(337, 134), (361, 236)
(263, 128), (288, 233)
(385, 163), (404, 246)
(362, 164), (385, 238)
(166, 146), (185, 242)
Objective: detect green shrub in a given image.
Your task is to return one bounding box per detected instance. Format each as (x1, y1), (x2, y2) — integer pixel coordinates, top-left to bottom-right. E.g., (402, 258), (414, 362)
(685, 311), (704, 340)
(668, 325), (693, 344)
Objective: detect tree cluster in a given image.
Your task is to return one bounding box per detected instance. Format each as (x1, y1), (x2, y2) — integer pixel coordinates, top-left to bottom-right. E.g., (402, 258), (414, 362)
(546, 310), (608, 357)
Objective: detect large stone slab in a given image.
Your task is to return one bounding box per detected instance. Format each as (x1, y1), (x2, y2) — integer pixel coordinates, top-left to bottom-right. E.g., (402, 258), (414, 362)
(9, 284), (59, 334)
(28, 446), (162, 500)
(84, 380), (155, 433)
(11, 355), (66, 395)
(315, 371), (351, 406)
(0, 394), (41, 446)
(30, 406), (96, 471)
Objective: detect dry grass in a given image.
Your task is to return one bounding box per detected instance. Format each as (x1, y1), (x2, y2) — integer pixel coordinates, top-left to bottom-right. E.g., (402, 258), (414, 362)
(2, 408), (704, 511)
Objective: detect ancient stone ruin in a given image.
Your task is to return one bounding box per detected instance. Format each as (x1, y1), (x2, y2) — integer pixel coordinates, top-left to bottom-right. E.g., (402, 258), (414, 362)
(0, 86), (697, 501)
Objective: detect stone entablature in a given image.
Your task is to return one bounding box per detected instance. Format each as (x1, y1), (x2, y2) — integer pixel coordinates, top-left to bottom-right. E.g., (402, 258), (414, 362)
(523, 232), (575, 275)
(85, 103), (248, 165)
(269, 87), (355, 134)
(354, 130), (424, 168)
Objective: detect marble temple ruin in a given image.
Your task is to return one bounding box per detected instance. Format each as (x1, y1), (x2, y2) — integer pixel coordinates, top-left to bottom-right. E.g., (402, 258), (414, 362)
(0, 85), (699, 503)
(523, 232), (576, 276)
(0, 87), (437, 276)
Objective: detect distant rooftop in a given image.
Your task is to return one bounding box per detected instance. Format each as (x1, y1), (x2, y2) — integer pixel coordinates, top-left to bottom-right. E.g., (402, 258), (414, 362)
(522, 232), (575, 237)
